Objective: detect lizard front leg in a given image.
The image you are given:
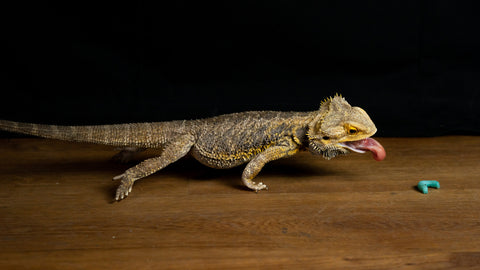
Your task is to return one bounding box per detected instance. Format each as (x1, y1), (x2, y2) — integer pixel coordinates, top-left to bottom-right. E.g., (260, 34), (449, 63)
(242, 137), (299, 192)
(113, 134), (195, 200)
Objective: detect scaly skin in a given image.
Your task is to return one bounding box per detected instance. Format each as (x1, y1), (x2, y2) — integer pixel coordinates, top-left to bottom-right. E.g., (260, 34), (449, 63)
(0, 95), (385, 200)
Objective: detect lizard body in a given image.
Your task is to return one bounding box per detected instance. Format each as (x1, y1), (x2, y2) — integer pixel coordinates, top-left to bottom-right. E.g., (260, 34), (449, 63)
(0, 95), (385, 200)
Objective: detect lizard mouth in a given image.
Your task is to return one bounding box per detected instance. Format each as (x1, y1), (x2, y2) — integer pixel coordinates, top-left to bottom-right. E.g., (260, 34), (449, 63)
(338, 138), (386, 161)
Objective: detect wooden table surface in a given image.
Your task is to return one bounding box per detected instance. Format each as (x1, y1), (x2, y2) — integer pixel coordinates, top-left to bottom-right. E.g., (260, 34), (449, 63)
(0, 137), (479, 269)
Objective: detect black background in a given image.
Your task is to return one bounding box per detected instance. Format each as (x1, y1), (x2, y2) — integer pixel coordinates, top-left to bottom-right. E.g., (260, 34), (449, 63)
(1, 1), (479, 137)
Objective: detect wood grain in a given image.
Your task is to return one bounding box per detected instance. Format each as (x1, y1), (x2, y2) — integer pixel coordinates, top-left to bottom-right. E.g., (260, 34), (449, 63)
(0, 137), (479, 269)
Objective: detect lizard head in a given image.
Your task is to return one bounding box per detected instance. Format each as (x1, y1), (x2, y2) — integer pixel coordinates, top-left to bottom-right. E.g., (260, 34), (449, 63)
(307, 95), (386, 161)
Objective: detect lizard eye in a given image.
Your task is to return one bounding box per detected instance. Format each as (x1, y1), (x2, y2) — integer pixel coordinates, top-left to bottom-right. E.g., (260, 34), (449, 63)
(345, 125), (358, 135)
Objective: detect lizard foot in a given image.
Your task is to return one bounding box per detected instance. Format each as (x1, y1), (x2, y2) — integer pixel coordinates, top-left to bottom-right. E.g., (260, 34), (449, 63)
(113, 173), (134, 201)
(244, 180), (268, 192)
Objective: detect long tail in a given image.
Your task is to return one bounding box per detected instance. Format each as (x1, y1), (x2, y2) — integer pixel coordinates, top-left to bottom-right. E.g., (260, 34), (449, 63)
(0, 120), (176, 148)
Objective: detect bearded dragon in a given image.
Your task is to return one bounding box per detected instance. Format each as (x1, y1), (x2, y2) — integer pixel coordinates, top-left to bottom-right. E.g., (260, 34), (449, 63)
(0, 95), (385, 200)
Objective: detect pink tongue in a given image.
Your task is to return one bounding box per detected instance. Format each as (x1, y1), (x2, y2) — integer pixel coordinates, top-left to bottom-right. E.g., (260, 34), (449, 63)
(348, 138), (386, 161)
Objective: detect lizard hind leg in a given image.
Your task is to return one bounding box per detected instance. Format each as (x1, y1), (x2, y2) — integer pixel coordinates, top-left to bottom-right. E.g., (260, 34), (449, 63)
(113, 134), (195, 201)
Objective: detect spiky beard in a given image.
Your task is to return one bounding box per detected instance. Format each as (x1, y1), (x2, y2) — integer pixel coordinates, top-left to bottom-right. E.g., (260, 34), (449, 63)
(308, 140), (349, 160)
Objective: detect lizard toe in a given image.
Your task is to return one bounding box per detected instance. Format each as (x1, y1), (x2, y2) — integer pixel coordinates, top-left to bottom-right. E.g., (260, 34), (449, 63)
(115, 187), (130, 201)
(113, 174), (134, 201)
(256, 182), (268, 191)
(250, 181), (268, 192)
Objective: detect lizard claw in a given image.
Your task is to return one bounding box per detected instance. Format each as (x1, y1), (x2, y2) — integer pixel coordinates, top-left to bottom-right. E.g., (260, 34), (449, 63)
(113, 173), (134, 201)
